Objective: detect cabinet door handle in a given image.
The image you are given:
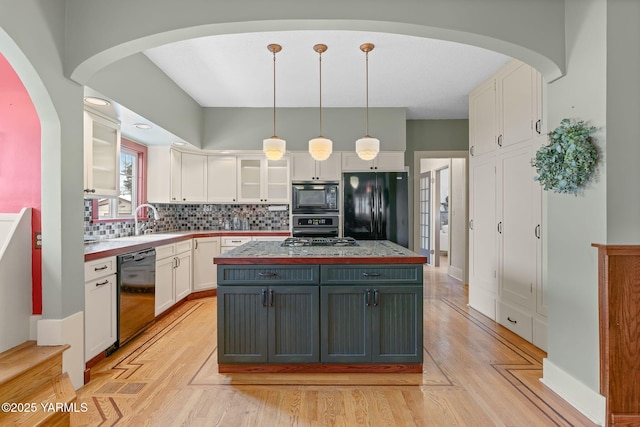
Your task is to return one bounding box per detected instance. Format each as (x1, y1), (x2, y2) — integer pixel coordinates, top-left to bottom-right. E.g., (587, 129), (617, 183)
(497, 221), (503, 234)
(373, 289), (380, 306)
(261, 288), (268, 307)
(507, 316), (517, 324)
(95, 279), (109, 287)
(94, 265), (108, 271)
(84, 188), (96, 193)
(365, 289), (372, 307)
(535, 224), (541, 239)
(268, 289), (275, 307)
(194, 240), (198, 250)
(535, 119), (542, 134)
(469, 146), (475, 157)
(362, 272), (381, 277)
(258, 272), (278, 278)
(469, 219), (474, 230)
(497, 134), (503, 147)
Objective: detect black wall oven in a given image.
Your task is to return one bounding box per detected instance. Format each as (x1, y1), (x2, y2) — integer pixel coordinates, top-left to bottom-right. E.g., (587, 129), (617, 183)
(291, 182), (339, 214)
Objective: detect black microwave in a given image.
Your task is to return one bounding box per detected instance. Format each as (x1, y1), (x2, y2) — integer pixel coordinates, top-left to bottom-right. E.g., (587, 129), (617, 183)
(291, 182), (339, 213)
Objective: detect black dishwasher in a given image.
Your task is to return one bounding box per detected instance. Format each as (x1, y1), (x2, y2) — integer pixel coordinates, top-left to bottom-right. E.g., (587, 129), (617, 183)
(117, 248), (156, 348)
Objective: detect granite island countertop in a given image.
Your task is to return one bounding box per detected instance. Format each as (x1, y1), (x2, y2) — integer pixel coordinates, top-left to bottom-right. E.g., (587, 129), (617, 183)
(214, 240), (427, 265)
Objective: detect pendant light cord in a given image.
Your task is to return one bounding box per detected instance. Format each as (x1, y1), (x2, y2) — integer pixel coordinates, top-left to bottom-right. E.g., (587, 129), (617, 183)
(365, 50), (369, 137)
(319, 49), (323, 137)
(272, 50), (277, 137)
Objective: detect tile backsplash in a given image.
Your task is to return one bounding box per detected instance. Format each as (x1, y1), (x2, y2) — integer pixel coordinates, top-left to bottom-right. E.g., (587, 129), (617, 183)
(84, 200), (289, 241)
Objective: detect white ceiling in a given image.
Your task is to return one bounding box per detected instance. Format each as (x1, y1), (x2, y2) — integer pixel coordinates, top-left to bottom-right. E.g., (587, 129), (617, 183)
(144, 30), (511, 120)
(88, 30), (511, 146)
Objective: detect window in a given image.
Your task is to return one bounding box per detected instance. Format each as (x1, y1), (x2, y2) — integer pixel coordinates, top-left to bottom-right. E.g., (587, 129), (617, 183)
(93, 139), (147, 221)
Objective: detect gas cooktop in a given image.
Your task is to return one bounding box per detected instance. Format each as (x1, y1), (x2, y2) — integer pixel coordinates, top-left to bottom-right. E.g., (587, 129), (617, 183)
(281, 237), (359, 247)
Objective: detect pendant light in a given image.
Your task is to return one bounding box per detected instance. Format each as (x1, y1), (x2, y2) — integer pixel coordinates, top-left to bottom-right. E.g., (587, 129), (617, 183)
(355, 43), (380, 161)
(263, 44), (286, 161)
(309, 44), (332, 161)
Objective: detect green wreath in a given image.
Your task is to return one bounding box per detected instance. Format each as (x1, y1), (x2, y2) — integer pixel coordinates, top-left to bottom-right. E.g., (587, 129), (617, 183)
(532, 118), (598, 195)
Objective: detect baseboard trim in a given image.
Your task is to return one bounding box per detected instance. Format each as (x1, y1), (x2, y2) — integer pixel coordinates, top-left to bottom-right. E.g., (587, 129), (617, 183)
(541, 358), (605, 426)
(448, 265), (464, 282)
(37, 311), (85, 390)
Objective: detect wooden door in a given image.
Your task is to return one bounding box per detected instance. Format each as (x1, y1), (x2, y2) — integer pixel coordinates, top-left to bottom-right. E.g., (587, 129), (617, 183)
(217, 286), (268, 363)
(320, 286), (371, 363)
(268, 286), (320, 363)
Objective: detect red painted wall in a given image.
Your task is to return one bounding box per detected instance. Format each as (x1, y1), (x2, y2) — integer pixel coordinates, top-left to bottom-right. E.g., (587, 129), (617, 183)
(0, 54), (42, 314)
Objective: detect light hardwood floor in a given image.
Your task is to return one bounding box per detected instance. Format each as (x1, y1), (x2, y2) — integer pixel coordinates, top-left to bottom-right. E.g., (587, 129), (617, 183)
(72, 265), (597, 426)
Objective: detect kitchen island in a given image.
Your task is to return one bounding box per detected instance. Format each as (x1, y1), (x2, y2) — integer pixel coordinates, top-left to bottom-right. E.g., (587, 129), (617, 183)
(214, 240), (427, 373)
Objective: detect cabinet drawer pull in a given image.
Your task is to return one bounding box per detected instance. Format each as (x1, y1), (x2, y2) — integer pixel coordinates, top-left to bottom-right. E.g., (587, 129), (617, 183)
(258, 272), (278, 278)
(507, 316), (517, 324)
(96, 279), (109, 287)
(94, 265), (108, 271)
(230, 240), (242, 243)
(362, 272), (381, 277)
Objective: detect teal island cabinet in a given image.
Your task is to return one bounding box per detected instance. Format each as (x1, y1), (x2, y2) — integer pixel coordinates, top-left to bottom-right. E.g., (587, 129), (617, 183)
(214, 240), (427, 373)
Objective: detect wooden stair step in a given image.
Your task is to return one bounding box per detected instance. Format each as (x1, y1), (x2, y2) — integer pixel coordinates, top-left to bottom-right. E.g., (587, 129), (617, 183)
(0, 372), (77, 427)
(0, 341), (70, 404)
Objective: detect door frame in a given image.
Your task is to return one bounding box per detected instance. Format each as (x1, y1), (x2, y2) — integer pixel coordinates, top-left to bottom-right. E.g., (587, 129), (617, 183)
(412, 150), (468, 283)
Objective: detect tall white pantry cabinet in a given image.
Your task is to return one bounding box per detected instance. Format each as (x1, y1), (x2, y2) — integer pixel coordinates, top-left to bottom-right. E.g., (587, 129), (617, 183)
(468, 59), (548, 351)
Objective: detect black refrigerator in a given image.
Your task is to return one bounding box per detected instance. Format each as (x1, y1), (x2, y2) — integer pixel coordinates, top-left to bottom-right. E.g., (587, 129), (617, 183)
(342, 171), (409, 247)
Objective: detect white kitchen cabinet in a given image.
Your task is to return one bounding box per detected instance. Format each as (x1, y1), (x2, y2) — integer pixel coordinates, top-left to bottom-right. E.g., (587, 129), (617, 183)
(237, 156), (289, 203)
(220, 235), (252, 253)
(207, 156), (238, 202)
(155, 240), (193, 316)
(341, 151), (405, 172)
(84, 256), (117, 361)
(192, 237), (221, 291)
(468, 79), (497, 158)
(147, 147), (207, 203)
(469, 59), (544, 160)
(290, 152), (341, 181)
(468, 155), (497, 320)
(468, 59), (546, 350)
(83, 110), (121, 197)
(180, 152), (208, 202)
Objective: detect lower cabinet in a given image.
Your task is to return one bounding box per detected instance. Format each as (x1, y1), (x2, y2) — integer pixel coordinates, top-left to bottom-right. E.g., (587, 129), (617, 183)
(217, 263), (423, 365)
(192, 237), (221, 291)
(155, 240), (192, 316)
(217, 285), (320, 364)
(84, 256), (117, 361)
(320, 285), (423, 363)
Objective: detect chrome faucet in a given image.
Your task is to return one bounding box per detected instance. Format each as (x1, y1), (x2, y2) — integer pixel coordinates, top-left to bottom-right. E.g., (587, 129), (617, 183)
(134, 203), (160, 236)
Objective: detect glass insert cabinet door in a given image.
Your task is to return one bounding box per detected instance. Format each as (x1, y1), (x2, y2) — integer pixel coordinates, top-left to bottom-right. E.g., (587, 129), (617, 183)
(237, 157), (290, 203)
(84, 111), (121, 197)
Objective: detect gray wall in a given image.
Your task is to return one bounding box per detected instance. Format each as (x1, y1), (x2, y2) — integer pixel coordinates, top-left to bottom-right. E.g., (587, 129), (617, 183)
(203, 107), (406, 151)
(405, 120), (469, 268)
(545, 0), (606, 393)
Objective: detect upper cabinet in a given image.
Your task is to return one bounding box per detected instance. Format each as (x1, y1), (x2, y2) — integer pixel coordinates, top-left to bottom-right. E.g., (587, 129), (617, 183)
(148, 147), (207, 203)
(469, 60), (544, 158)
(83, 110), (121, 197)
(290, 152), (342, 181)
(207, 156), (238, 203)
(341, 152), (405, 172)
(237, 156), (289, 203)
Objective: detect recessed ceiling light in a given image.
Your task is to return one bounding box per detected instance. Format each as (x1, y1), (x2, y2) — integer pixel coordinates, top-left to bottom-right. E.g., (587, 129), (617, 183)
(83, 97), (110, 106)
(134, 123), (153, 130)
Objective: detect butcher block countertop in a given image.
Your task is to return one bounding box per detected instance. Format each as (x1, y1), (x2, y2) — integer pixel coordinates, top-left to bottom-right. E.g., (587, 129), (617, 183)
(214, 240), (427, 265)
(84, 230), (290, 261)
